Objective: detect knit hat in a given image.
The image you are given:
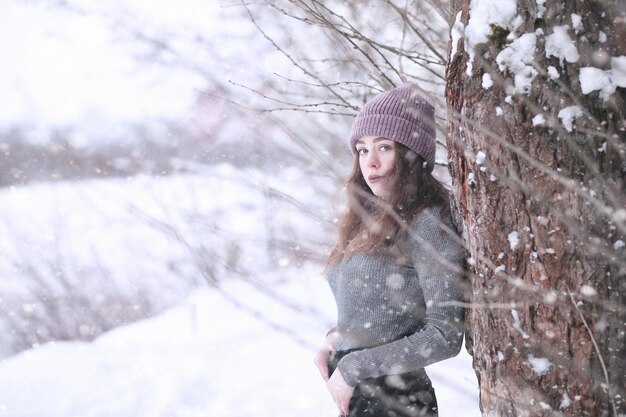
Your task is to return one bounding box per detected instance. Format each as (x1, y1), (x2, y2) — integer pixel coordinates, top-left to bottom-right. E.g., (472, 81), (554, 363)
(348, 83), (436, 172)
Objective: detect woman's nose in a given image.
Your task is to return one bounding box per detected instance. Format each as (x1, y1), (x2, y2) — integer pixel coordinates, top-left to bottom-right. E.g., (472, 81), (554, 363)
(368, 153), (380, 168)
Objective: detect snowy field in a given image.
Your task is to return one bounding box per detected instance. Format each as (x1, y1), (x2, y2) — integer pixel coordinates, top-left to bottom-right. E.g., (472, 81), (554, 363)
(0, 162), (330, 354)
(0, 166), (479, 417)
(0, 280), (479, 417)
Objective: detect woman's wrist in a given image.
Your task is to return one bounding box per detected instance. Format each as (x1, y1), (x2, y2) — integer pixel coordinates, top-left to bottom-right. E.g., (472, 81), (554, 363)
(325, 329), (338, 350)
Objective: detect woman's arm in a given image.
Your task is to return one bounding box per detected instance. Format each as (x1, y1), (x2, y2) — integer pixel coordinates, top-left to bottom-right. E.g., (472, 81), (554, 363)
(316, 327), (354, 416)
(336, 206), (466, 387)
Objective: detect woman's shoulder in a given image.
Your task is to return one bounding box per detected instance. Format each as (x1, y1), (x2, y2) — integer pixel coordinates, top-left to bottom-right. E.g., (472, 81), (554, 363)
(407, 204), (455, 244)
(409, 204), (450, 229)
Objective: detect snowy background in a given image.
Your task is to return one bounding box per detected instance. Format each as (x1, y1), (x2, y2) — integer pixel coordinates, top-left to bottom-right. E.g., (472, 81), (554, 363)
(0, 1), (480, 416)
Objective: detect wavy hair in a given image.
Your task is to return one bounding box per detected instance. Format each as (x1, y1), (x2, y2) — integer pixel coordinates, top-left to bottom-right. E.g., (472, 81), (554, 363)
(323, 142), (449, 275)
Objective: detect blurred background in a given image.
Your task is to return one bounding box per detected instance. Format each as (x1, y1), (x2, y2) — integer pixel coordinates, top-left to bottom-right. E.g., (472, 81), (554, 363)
(0, 1), (478, 416)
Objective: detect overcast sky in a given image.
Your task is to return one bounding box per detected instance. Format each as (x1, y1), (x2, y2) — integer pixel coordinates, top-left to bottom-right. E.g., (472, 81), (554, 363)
(0, 0), (225, 130)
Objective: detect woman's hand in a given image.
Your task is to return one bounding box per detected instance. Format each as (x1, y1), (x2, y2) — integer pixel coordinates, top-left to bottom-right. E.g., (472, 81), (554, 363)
(313, 331), (337, 381)
(327, 368), (355, 417)
(313, 348), (331, 381)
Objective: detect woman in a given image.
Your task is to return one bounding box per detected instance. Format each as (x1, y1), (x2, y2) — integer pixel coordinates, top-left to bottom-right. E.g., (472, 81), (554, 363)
(314, 83), (465, 417)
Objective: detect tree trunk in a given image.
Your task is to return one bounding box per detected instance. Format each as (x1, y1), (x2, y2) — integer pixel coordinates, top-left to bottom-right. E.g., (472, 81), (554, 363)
(445, 1), (626, 416)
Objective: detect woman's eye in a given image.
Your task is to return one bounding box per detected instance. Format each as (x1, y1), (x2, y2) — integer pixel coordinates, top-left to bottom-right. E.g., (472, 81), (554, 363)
(357, 148), (367, 155)
(380, 144), (391, 151)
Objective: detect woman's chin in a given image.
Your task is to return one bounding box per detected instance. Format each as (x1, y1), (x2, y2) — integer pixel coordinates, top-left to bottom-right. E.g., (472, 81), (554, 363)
(373, 189), (390, 200)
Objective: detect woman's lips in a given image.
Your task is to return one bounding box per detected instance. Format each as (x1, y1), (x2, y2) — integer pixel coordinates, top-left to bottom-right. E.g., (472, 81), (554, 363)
(368, 175), (382, 183)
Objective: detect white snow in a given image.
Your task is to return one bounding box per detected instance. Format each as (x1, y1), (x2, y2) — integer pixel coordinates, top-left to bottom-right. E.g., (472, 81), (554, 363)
(475, 151), (487, 164)
(547, 66), (560, 79)
(539, 401), (552, 410)
(511, 15), (524, 33)
(543, 291), (557, 304)
(527, 355), (552, 375)
(451, 11), (465, 60)
(580, 66), (617, 101)
(0, 283), (337, 417)
(496, 33), (538, 94)
(385, 274), (405, 289)
(580, 66), (612, 97)
(490, 175), (497, 182)
(580, 285), (597, 297)
(508, 231), (520, 250)
(545, 26), (580, 65)
(598, 142), (607, 152)
(560, 393), (572, 409)
(613, 209), (626, 223)
(496, 106), (503, 116)
(571, 14), (582, 34)
(611, 56), (626, 87)
(482, 73), (494, 89)
(614, 240), (625, 249)
(468, 172), (476, 187)
(464, 0), (518, 75)
(599, 31), (607, 43)
(511, 310), (529, 339)
(536, 0), (546, 18)
(557, 105), (584, 132)
(514, 67), (538, 94)
(532, 114), (546, 126)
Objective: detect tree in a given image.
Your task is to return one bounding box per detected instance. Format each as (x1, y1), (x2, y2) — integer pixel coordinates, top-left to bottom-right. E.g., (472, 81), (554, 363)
(445, 0), (625, 415)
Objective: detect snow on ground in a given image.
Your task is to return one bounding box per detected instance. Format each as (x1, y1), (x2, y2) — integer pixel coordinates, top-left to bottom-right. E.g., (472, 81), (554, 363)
(0, 277), (479, 417)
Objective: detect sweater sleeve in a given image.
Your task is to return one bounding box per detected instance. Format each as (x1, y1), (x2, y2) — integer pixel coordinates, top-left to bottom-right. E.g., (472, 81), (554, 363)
(326, 326), (337, 337)
(336, 206), (466, 387)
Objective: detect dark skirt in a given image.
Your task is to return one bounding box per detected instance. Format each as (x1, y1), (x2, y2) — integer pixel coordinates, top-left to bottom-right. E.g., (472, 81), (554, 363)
(327, 349), (438, 417)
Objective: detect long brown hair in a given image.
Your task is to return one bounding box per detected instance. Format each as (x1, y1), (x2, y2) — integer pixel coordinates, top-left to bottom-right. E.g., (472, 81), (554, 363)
(323, 142), (449, 275)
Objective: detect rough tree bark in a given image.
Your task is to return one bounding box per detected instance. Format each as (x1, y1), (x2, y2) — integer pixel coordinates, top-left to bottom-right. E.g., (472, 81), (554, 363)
(445, 1), (625, 416)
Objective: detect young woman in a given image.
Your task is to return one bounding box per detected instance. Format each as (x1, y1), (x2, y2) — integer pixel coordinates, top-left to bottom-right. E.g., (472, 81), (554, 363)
(314, 83), (465, 417)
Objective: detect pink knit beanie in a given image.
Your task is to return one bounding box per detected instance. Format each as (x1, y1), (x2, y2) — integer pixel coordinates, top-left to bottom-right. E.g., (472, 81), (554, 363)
(348, 83), (436, 172)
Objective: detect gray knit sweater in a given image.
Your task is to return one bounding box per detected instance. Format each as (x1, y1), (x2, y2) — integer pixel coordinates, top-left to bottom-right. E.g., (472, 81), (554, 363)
(327, 204), (465, 387)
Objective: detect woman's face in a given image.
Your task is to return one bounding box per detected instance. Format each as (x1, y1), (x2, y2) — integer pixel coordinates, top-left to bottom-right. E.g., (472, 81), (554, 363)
(355, 136), (397, 197)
